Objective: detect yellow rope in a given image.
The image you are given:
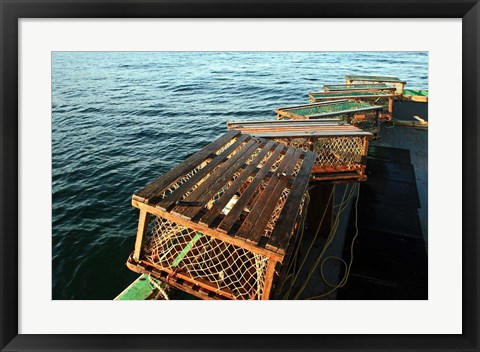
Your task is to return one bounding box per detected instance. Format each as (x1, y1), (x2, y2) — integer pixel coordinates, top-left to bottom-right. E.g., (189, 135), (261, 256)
(291, 183), (359, 300)
(307, 183), (361, 299)
(283, 186), (335, 299)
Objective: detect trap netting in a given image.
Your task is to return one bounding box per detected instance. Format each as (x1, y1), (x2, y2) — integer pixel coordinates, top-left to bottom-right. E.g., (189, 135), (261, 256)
(347, 79), (403, 94)
(349, 112), (378, 133)
(140, 144), (305, 299)
(312, 136), (364, 168)
(273, 136), (365, 169)
(143, 217), (269, 300)
(284, 101), (372, 117)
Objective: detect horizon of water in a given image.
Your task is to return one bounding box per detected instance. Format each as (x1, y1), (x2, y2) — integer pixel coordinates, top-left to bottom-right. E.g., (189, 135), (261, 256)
(52, 51), (428, 299)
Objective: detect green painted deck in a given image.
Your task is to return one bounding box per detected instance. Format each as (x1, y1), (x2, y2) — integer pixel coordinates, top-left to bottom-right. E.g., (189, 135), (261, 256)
(115, 274), (155, 300)
(402, 89), (428, 102)
(403, 89), (428, 97)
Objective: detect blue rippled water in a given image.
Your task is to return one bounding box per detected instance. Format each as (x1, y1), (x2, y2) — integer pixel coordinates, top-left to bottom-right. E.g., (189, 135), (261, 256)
(52, 52), (428, 299)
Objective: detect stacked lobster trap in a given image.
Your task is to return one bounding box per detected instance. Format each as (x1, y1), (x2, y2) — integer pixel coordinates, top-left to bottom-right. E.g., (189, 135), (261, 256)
(323, 83), (394, 92)
(127, 130), (316, 300)
(124, 73), (408, 300)
(308, 89), (395, 121)
(275, 100), (382, 138)
(226, 119), (373, 182)
(345, 75), (407, 97)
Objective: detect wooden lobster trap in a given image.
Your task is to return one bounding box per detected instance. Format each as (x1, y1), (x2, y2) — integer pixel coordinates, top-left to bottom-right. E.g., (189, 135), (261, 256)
(227, 119), (372, 182)
(127, 130), (316, 300)
(323, 83), (395, 93)
(308, 89), (395, 120)
(345, 75), (407, 97)
(275, 100), (382, 138)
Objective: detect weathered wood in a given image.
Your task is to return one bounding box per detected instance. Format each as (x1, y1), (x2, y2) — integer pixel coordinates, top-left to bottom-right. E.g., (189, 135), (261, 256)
(228, 119), (372, 183)
(227, 119), (342, 128)
(324, 83), (394, 92)
(155, 134), (251, 210)
(266, 151), (316, 253)
(172, 139), (260, 220)
(126, 260), (232, 300)
(133, 209), (150, 261)
(199, 140), (276, 227)
(345, 75), (406, 96)
(261, 259), (278, 300)
(135, 130), (240, 202)
(132, 198), (284, 262)
(217, 143), (285, 235)
(128, 133), (315, 300)
(238, 148), (303, 246)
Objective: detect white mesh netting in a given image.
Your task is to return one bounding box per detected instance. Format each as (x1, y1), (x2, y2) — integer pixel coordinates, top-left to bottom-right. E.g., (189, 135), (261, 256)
(273, 136), (364, 169)
(143, 217), (269, 300)
(313, 136), (364, 168)
(140, 142), (306, 299)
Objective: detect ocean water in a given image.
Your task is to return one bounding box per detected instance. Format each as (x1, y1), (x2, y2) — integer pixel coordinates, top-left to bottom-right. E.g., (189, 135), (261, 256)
(52, 51), (428, 299)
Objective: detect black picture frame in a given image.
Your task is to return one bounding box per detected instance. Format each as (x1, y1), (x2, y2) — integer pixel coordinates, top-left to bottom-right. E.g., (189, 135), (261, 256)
(1, 1), (478, 351)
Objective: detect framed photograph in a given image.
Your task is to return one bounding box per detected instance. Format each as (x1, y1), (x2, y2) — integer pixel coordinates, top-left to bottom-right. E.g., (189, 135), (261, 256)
(1, 0), (478, 351)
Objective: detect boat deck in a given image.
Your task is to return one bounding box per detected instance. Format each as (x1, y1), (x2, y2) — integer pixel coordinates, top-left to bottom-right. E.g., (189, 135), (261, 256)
(117, 101), (428, 300)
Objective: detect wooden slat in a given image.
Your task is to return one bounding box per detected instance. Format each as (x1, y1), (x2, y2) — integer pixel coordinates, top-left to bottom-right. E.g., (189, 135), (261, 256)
(126, 260), (236, 299)
(154, 134), (251, 210)
(242, 148), (304, 246)
(134, 130), (240, 202)
(133, 209), (150, 261)
(275, 100), (350, 111)
(266, 151), (317, 253)
(234, 147), (301, 244)
(217, 143), (285, 235)
(199, 140), (276, 227)
(261, 259), (278, 300)
(227, 119), (342, 128)
(172, 139), (260, 220)
(236, 131), (372, 138)
(131, 199), (284, 262)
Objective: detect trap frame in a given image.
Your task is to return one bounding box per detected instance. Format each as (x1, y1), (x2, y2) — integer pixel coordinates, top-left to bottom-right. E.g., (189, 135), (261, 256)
(307, 89), (395, 120)
(275, 100), (382, 138)
(345, 75), (407, 97)
(127, 130), (316, 300)
(323, 83), (395, 93)
(227, 119), (373, 182)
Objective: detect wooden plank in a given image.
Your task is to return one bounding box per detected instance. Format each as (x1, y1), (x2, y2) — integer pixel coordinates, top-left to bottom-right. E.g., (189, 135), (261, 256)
(312, 164), (363, 174)
(243, 148), (304, 246)
(135, 130), (240, 202)
(172, 139), (260, 220)
(155, 133), (251, 210)
(234, 147), (301, 244)
(310, 171), (365, 182)
(261, 259), (278, 300)
(217, 143), (285, 235)
(131, 199), (285, 261)
(227, 119), (342, 128)
(238, 131), (373, 138)
(275, 100), (350, 111)
(199, 140), (276, 227)
(126, 260), (235, 299)
(266, 151), (317, 253)
(133, 209), (150, 261)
